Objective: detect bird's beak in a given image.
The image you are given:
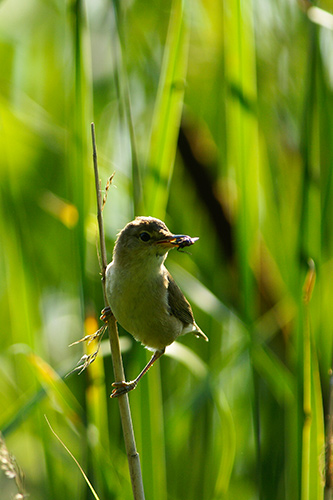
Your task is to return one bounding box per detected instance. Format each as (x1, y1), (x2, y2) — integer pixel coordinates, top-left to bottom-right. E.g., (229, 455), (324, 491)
(156, 234), (199, 250)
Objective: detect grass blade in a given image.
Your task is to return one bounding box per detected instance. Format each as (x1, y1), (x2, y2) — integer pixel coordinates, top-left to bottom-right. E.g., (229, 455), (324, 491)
(145, 0), (190, 218)
(45, 416), (100, 500)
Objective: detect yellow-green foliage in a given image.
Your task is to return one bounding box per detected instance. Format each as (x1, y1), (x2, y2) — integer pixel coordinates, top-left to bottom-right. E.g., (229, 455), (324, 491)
(1, 0), (332, 499)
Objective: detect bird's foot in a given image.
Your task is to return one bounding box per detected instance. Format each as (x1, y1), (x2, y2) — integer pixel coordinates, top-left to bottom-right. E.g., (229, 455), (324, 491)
(100, 306), (113, 322)
(110, 380), (138, 398)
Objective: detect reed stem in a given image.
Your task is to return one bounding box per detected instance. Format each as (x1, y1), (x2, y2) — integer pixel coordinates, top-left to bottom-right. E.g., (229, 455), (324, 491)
(91, 122), (145, 500)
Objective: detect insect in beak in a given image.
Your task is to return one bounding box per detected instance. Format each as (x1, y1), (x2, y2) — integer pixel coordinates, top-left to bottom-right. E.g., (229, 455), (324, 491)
(156, 235), (199, 251)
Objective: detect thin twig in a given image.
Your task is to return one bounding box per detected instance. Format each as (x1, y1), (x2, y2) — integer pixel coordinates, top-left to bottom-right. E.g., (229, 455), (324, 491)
(45, 416), (100, 500)
(90, 122), (145, 500)
(91, 125), (111, 290)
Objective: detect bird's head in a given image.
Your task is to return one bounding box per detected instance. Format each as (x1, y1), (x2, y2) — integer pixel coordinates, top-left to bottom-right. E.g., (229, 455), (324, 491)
(113, 216), (198, 266)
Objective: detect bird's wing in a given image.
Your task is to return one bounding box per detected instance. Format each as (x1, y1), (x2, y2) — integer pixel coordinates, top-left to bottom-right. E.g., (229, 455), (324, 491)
(166, 272), (209, 342)
(166, 272), (194, 326)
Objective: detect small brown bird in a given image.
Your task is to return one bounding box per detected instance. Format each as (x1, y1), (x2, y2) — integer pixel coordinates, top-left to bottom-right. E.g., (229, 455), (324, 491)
(104, 216), (208, 397)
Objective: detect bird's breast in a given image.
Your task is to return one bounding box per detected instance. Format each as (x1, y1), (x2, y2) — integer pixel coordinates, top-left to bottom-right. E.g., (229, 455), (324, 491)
(105, 261), (183, 350)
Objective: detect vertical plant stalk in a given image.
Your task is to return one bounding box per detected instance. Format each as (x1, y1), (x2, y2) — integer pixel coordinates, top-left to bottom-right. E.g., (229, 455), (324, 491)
(91, 123), (145, 500)
(301, 261), (314, 500)
(145, 0), (190, 219)
(325, 368), (333, 500)
(112, 1), (142, 215)
(301, 259), (324, 500)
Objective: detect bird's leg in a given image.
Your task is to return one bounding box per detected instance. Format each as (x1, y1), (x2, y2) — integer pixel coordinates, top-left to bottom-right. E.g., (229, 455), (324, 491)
(111, 348), (165, 398)
(101, 306), (165, 397)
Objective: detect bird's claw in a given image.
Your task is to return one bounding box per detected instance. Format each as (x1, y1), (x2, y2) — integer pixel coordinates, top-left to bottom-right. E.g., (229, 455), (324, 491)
(100, 306), (113, 322)
(110, 380), (138, 398)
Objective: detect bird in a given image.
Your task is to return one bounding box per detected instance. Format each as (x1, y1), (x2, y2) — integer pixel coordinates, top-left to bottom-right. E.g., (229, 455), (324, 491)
(103, 216), (208, 397)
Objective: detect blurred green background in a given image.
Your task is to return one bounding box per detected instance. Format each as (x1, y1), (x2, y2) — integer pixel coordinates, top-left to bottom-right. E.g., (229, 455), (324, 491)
(1, 0), (333, 499)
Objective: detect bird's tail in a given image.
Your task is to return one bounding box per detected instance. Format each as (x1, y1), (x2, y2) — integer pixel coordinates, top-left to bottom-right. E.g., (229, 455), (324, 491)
(193, 322), (209, 342)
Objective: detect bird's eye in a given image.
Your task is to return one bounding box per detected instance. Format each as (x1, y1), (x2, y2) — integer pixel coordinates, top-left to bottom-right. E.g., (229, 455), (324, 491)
(139, 232), (151, 242)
